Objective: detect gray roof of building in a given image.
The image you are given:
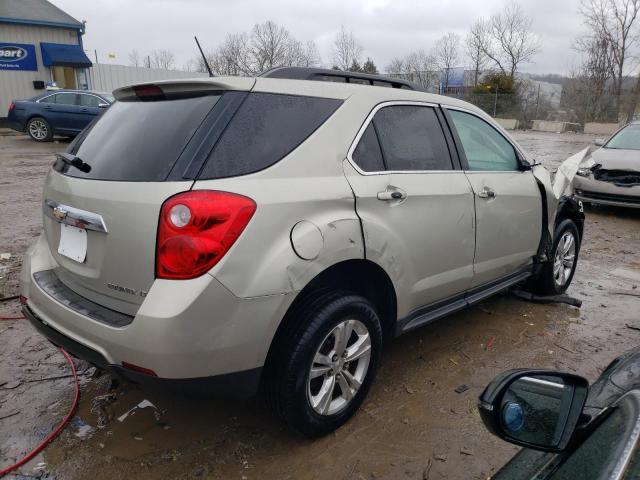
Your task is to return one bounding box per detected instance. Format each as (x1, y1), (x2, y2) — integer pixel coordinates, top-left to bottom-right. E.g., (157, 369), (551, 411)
(0, 0), (83, 28)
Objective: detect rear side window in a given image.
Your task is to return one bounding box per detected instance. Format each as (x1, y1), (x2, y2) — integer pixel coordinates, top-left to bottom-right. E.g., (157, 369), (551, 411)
(62, 95), (220, 181)
(198, 93), (342, 179)
(54, 93), (77, 106)
(373, 106), (453, 171)
(352, 124), (385, 172)
(39, 95), (57, 104)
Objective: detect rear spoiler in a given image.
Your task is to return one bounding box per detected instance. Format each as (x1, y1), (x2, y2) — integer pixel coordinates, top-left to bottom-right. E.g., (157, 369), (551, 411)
(113, 77), (255, 101)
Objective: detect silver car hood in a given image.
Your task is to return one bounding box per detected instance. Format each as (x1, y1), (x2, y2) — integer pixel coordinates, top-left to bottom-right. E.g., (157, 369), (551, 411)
(591, 148), (640, 172)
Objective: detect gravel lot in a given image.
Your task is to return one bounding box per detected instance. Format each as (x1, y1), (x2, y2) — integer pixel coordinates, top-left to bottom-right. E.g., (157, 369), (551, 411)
(0, 129), (639, 480)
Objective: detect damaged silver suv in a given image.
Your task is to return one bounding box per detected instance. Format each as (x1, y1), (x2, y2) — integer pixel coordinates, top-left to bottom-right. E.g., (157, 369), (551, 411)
(20, 68), (584, 437)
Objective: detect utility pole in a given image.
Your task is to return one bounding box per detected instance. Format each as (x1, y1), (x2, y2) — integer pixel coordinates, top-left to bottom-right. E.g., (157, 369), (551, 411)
(534, 83), (541, 119)
(94, 49), (98, 64)
(493, 84), (498, 117)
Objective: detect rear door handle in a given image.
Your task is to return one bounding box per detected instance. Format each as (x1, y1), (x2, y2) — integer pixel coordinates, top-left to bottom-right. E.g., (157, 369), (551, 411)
(377, 187), (407, 201)
(477, 186), (496, 199)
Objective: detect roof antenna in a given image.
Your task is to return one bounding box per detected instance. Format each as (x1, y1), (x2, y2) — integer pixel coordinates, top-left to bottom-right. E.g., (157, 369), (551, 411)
(194, 36), (214, 77)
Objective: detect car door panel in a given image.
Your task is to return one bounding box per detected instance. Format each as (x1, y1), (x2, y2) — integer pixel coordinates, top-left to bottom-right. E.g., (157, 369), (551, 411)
(343, 103), (475, 319)
(43, 93), (81, 133)
(445, 108), (542, 288)
(77, 94), (103, 130)
(465, 171), (542, 286)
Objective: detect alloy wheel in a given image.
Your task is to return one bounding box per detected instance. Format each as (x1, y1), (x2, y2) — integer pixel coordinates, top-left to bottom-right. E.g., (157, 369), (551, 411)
(553, 231), (576, 287)
(307, 318), (372, 416)
(29, 120), (48, 140)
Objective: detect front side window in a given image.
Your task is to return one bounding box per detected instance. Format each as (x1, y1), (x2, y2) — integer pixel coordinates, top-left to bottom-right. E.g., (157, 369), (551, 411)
(372, 105), (453, 171)
(605, 124), (640, 151)
(449, 110), (519, 171)
(78, 94), (101, 108)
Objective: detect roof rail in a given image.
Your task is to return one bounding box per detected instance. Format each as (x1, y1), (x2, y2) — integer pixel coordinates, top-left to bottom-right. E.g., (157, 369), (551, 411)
(260, 66), (423, 91)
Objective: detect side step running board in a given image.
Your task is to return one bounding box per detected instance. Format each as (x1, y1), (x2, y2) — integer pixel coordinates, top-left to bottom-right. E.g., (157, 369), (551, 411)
(397, 270), (532, 335)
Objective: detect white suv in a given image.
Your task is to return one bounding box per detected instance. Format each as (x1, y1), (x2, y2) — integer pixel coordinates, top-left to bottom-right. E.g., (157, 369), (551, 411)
(20, 68), (584, 436)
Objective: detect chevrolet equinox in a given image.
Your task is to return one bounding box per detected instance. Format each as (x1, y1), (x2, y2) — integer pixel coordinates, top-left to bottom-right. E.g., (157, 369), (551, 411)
(20, 69), (584, 437)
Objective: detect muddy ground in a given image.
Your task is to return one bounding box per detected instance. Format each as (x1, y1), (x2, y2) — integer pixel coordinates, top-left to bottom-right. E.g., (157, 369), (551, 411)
(1, 130), (639, 480)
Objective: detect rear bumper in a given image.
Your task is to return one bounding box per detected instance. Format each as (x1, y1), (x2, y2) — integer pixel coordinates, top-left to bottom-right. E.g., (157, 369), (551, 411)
(23, 304), (262, 398)
(6, 118), (24, 132)
(21, 234), (295, 395)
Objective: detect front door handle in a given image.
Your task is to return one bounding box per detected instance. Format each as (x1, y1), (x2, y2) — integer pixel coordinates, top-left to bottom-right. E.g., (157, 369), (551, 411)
(477, 186), (496, 199)
(377, 187), (407, 201)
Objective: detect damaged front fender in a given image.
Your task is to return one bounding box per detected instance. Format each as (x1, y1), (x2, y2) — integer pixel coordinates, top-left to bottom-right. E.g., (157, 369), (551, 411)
(552, 147), (591, 198)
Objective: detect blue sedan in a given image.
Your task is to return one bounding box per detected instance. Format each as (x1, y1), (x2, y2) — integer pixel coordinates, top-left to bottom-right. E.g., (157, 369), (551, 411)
(7, 90), (114, 142)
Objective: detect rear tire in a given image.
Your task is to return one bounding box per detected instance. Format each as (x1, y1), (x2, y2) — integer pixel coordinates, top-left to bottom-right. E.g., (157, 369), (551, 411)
(533, 219), (580, 295)
(26, 117), (53, 142)
(265, 290), (382, 437)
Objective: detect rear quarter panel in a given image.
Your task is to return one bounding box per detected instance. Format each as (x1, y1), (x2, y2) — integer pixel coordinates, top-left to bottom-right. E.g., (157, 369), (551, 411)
(193, 93), (373, 298)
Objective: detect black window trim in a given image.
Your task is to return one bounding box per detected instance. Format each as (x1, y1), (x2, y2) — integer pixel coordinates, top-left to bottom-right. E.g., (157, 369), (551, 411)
(347, 100), (461, 176)
(441, 105), (530, 173)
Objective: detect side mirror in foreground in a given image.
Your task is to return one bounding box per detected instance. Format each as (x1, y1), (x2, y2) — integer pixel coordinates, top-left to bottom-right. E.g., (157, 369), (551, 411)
(478, 369), (589, 453)
(594, 138), (605, 147)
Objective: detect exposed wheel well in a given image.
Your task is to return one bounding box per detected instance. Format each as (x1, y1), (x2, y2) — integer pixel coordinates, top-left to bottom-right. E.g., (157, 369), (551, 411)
(263, 259), (397, 376)
(556, 197), (585, 240)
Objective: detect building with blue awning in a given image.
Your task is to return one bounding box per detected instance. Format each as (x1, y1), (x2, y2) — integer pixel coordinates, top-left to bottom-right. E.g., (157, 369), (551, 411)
(0, 0), (92, 118)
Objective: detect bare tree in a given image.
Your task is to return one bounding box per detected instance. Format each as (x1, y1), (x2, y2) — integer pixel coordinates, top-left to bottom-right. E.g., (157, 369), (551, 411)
(332, 26), (363, 70)
(580, 0), (640, 101)
(288, 40), (321, 68)
(575, 33), (616, 121)
(386, 50), (439, 91)
(150, 49), (176, 70)
(435, 32), (461, 89)
(476, 2), (541, 77)
(250, 20), (294, 72)
(209, 33), (251, 75)
(201, 21), (322, 76)
(466, 19), (490, 86)
(128, 49), (141, 67)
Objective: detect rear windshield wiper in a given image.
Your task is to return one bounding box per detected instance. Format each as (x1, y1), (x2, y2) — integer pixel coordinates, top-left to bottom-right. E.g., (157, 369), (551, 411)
(56, 153), (91, 173)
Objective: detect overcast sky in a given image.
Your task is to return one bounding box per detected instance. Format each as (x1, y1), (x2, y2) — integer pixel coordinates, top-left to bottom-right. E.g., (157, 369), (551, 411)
(52, 0), (586, 75)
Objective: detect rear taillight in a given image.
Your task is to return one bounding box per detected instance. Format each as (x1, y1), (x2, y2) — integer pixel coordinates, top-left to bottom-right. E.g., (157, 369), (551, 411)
(8, 102), (15, 111)
(156, 191), (256, 280)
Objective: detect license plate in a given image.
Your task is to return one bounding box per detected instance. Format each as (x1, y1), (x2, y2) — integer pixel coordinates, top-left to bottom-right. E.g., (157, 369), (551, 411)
(58, 224), (87, 263)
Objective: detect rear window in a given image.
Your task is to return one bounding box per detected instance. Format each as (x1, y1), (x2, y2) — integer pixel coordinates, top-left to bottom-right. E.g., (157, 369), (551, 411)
(198, 93), (342, 179)
(61, 94), (220, 181)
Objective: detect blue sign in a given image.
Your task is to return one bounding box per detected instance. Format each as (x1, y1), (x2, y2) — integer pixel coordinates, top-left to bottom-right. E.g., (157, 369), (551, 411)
(0, 43), (38, 71)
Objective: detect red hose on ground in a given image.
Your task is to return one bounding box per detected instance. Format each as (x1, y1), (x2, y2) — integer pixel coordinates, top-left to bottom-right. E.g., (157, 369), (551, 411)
(0, 316), (25, 320)
(0, 348), (79, 477)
